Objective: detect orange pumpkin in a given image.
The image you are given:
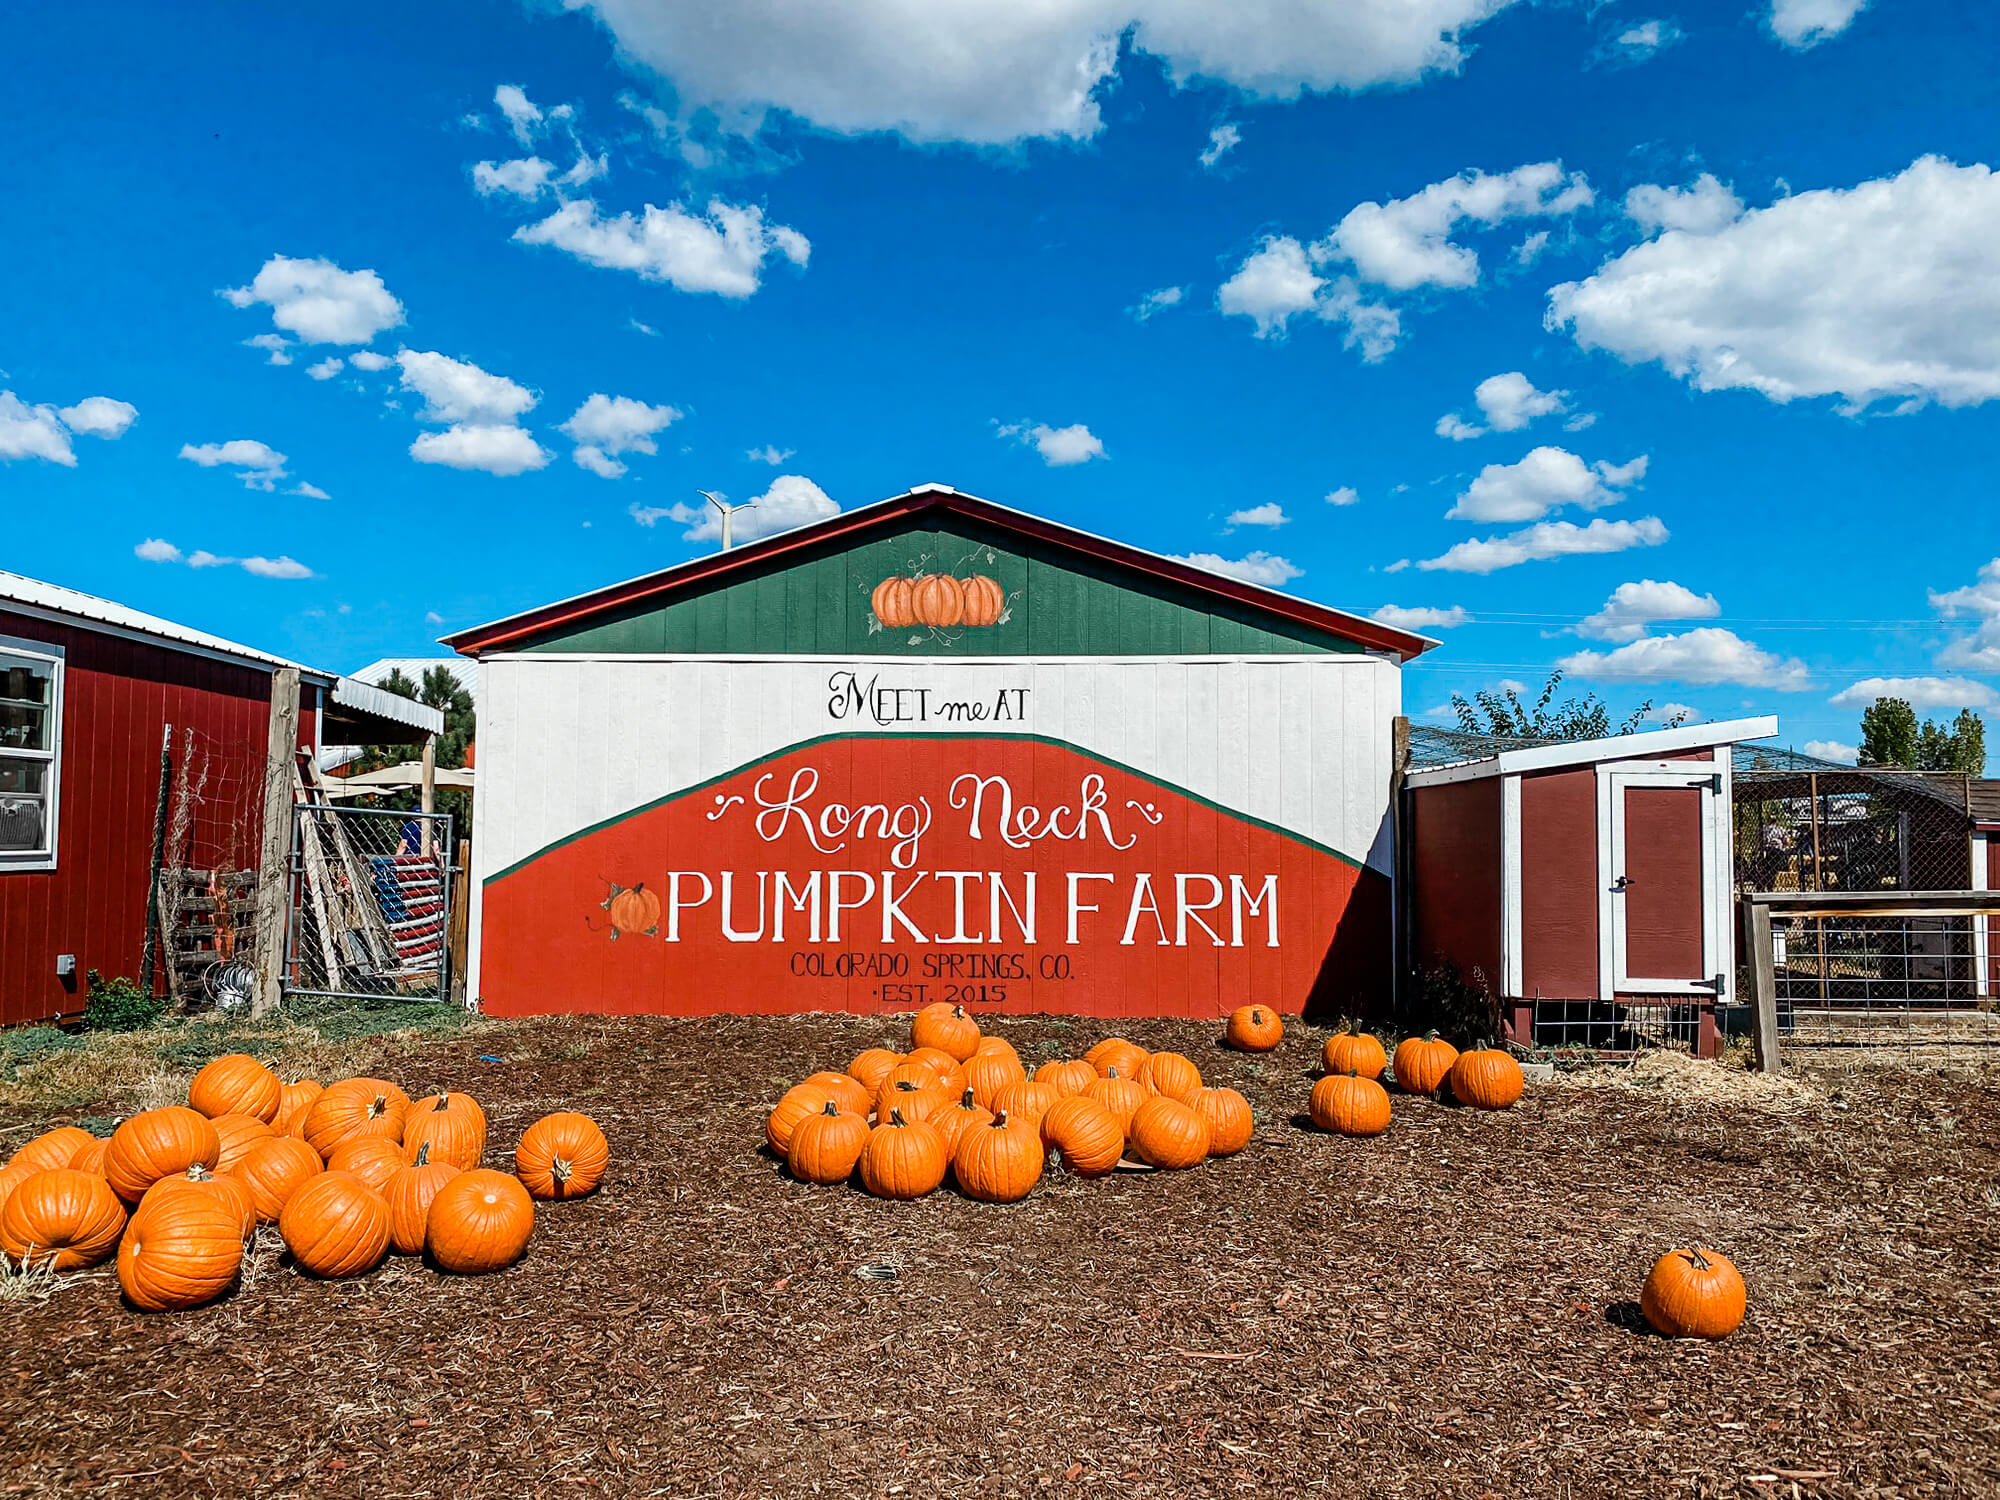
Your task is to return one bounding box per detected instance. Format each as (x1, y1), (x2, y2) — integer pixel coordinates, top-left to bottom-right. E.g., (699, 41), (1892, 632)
(971, 1036), (1021, 1064)
(273, 1079), (324, 1136)
(1322, 1028), (1388, 1081)
(228, 1136), (323, 1223)
(875, 1076), (951, 1126)
(1084, 1069), (1148, 1134)
(910, 574), (965, 628)
(990, 1079), (1060, 1133)
(209, 1113), (275, 1175)
(958, 574), (1005, 628)
(1391, 1033), (1459, 1095)
(326, 1136), (408, 1195)
(1642, 1247), (1747, 1340)
(9, 1125), (95, 1175)
(607, 882), (662, 936)
(858, 1110), (949, 1200)
(280, 1171), (391, 1278)
(964, 1050), (1027, 1110)
(0, 1162), (36, 1218)
(401, 1091), (488, 1171)
(1448, 1049), (1525, 1110)
(951, 1111), (1044, 1203)
(802, 1072), (873, 1119)
(871, 576), (916, 629)
(1224, 1005), (1284, 1052)
(384, 1144), (463, 1255)
(1309, 1072), (1392, 1137)
(904, 1047), (967, 1091)
(929, 1088), (994, 1155)
(68, 1137), (111, 1178)
(1087, 1039), (1149, 1079)
(767, 1084), (833, 1155)
(787, 1103), (870, 1186)
(515, 1113), (610, 1201)
(1039, 1096), (1123, 1177)
(1128, 1097), (1211, 1170)
(302, 1079), (410, 1159)
(0, 1168), (126, 1269)
(428, 1169), (534, 1274)
(910, 1001), (982, 1061)
(106, 1107), (221, 1203)
(139, 1163), (255, 1240)
(187, 1054), (282, 1123)
(118, 1192), (243, 1311)
(1191, 1087), (1255, 1156)
(847, 1048), (905, 1093)
(1139, 1052), (1204, 1104)
(1034, 1059), (1097, 1099)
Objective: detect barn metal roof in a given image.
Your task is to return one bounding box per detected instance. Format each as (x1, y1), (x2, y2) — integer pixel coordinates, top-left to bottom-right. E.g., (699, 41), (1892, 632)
(442, 483), (1438, 662)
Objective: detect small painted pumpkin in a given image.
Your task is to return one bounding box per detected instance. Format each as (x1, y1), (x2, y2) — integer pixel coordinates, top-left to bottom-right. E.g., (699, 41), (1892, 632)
(1191, 1087), (1255, 1156)
(871, 576), (916, 629)
(280, 1171), (392, 1278)
(766, 1083), (832, 1155)
(1448, 1049), (1525, 1110)
(106, 1107), (222, 1203)
(140, 1163), (255, 1241)
(802, 1072), (873, 1119)
(1086, 1038), (1148, 1079)
(1391, 1033), (1459, 1095)
(1322, 1027), (1388, 1081)
(990, 1079), (1060, 1132)
(1039, 1096), (1123, 1178)
(845, 1048), (905, 1093)
(910, 573), (965, 628)
(326, 1136), (408, 1195)
(302, 1078), (411, 1159)
(951, 1111), (1044, 1203)
(1128, 1097), (1211, 1170)
(9, 1125), (95, 1175)
(187, 1053), (283, 1123)
(787, 1103), (869, 1186)
(0, 1168), (126, 1270)
(384, 1143), (463, 1255)
(1139, 1052), (1204, 1104)
(118, 1192), (243, 1311)
(1309, 1072), (1392, 1137)
(1641, 1247), (1747, 1339)
(607, 882), (662, 936)
(402, 1091), (487, 1171)
(1083, 1068), (1147, 1135)
(427, 1169), (534, 1274)
(516, 1113), (610, 1201)
(965, 1050), (1027, 1110)
(911, 1001), (983, 1061)
(1224, 1005), (1284, 1052)
(208, 1113), (276, 1175)
(929, 1088), (994, 1155)
(228, 1136), (323, 1223)
(858, 1109), (949, 1200)
(958, 574), (1006, 628)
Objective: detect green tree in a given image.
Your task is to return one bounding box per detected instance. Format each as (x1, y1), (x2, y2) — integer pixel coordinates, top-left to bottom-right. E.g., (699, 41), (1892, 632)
(348, 666), (477, 840)
(1450, 669), (1687, 741)
(1915, 708), (1986, 774)
(1860, 698), (1984, 773)
(1859, 697), (1918, 767)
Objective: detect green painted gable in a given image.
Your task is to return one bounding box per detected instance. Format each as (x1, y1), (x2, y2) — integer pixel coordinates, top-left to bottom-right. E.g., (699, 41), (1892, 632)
(520, 515), (1362, 657)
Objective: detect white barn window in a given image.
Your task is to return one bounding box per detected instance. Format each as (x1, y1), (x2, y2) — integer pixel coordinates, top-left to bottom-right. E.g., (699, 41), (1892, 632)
(0, 636), (63, 871)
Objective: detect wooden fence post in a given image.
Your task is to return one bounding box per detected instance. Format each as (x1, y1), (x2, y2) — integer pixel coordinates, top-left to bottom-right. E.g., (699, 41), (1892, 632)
(251, 668), (300, 1019)
(1745, 896), (1780, 1074)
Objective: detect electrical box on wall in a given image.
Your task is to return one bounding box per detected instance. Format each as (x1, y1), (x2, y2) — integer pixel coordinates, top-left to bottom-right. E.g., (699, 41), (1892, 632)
(55, 954), (76, 977)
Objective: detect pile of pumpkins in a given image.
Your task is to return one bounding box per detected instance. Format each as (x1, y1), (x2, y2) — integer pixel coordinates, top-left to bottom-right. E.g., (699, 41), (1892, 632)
(765, 1002), (1261, 1203)
(0, 1054), (609, 1311)
(1279, 1014), (1527, 1136)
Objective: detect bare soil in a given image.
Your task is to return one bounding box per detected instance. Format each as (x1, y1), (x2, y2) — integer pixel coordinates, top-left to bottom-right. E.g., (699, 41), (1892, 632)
(4, 1013), (1998, 1499)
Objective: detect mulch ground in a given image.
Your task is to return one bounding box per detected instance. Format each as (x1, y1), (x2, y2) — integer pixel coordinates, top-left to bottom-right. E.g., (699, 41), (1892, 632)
(4, 1014), (1999, 1499)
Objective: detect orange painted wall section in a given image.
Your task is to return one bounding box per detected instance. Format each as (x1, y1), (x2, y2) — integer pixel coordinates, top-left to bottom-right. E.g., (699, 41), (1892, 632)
(479, 735), (1389, 1020)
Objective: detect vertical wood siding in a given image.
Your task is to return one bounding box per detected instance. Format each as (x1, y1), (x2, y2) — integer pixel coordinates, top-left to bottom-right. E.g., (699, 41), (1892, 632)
(1409, 779), (1502, 994)
(1519, 767), (1602, 999)
(1620, 785), (1706, 980)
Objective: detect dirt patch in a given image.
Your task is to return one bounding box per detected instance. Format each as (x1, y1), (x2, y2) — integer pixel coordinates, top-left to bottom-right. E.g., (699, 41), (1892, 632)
(3, 1014), (1998, 1499)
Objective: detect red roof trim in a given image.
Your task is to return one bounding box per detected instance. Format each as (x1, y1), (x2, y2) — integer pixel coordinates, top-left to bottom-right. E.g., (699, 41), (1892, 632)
(444, 487), (1433, 660)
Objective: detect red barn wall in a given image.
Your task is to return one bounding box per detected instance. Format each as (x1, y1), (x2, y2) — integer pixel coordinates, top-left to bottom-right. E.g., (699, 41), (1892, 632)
(1409, 778), (1502, 993)
(1519, 767), (1600, 998)
(0, 609), (314, 1026)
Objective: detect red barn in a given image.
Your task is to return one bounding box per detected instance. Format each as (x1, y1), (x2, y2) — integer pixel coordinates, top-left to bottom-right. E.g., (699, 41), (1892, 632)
(0, 571), (433, 1026)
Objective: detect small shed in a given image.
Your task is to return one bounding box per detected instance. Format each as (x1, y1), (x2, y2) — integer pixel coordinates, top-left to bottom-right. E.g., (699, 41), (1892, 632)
(1402, 716), (1778, 1055)
(445, 483), (1435, 1020)
(0, 570), (438, 1024)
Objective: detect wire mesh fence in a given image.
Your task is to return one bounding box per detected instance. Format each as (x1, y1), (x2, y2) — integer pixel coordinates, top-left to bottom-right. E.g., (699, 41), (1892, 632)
(1525, 999), (1707, 1055)
(154, 725), (271, 1007)
(1767, 910), (2000, 1049)
(1734, 767), (1972, 894)
(285, 804), (455, 1004)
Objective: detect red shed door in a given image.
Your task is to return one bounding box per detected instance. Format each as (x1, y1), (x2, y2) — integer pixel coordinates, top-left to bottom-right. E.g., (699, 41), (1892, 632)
(1610, 774), (1717, 990)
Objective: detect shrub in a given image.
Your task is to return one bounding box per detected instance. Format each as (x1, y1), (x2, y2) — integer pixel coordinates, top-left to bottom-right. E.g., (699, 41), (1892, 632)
(1407, 958), (1499, 1047)
(82, 971), (165, 1034)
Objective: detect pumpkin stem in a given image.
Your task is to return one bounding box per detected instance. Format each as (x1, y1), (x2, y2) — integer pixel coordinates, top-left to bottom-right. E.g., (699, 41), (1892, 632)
(959, 1088), (975, 1109)
(820, 1100), (841, 1118)
(413, 1142), (432, 1166)
(1687, 1248), (1712, 1271)
(990, 1110), (1010, 1129)
(1106, 1066), (1122, 1079)
(952, 1004), (968, 1019)
(889, 1108), (908, 1128)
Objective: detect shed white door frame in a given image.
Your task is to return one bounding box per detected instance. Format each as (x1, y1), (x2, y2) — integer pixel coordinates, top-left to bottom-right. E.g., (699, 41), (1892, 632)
(1499, 773), (1525, 998)
(1596, 748), (1731, 1001)
(1973, 831), (1990, 999)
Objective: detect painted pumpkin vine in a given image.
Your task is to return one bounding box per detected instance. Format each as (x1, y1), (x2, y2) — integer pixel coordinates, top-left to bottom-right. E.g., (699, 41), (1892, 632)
(867, 548), (1015, 642)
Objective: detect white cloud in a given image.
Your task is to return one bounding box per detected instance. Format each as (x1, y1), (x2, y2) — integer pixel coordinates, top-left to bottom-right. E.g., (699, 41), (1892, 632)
(474, 157), (556, 200)
(561, 152), (609, 188)
(425, 610), (446, 626)
(1420, 515), (1668, 574)
(56, 396), (138, 439)
(1608, 18), (1683, 62)
(1225, 502), (1288, 528)
(348, 350), (393, 372)
(1167, 550), (1303, 588)
(409, 424), (553, 476)
(1435, 370), (1568, 439)
(1372, 604), (1469, 630)
(1769, 0), (1869, 48)
(1646, 703), (1701, 724)
(996, 419), (1106, 466)
(1325, 486), (1359, 507)
(628, 501), (675, 527)
(1933, 559), (2000, 670)
(559, 393), (681, 478)
(747, 444), (794, 464)
(1804, 739), (1858, 763)
(179, 439), (289, 490)
(1446, 445), (1647, 523)
(556, 0), (1528, 148)
(306, 357), (344, 381)
(0, 392), (76, 466)
(1576, 579), (1722, 642)
(1199, 123), (1241, 170)
(241, 556), (315, 580)
(1624, 173), (1744, 237)
(1322, 161), (1592, 292)
(1513, 229), (1551, 265)
(243, 333), (293, 366)
(1130, 285), (1186, 322)
(1829, 676), (2000, 712)
(573, 446), (626, 478)
(1550, 157), (2000, 412)
(1559, 628), (1810, 689)
(134, 539), (314, 579)
(513, 198), (809, 299)
(1215, 237), (1401, 356)
(134, 538), (181, 562)
(664, 474), (840, 544)
(396, 350), (538, 425)
(494, 84), (545, 145)
(223, 255), (405, 345)
(290, 481), (330, 500)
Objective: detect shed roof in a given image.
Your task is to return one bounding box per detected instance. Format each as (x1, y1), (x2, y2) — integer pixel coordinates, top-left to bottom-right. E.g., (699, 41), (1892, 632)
(442, 484), (1437, 662)
(1404, 716), (1781, 787)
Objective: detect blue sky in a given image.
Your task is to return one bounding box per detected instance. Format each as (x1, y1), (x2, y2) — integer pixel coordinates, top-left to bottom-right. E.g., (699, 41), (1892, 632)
(4, 0), (1998, 761)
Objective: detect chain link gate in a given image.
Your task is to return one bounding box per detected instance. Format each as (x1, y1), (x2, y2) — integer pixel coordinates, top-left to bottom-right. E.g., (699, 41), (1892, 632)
(285, 803), (455, 1003)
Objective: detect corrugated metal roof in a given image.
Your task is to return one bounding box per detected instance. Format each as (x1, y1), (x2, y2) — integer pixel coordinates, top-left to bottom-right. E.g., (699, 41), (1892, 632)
(0, 568), (331, 680)
(348, 658), (479, 709)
